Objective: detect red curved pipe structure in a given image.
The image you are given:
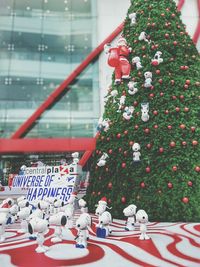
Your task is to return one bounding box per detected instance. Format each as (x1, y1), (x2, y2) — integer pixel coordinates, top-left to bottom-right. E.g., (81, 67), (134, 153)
(11, 23), (124, 139)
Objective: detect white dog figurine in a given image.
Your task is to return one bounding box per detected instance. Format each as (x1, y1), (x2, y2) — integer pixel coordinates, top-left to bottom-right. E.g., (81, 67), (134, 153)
(78, 199), (88, 214)
(127, 81), (138, 95)
(95, 197), (112, 227)
(132, 143), (141, 163)
(75, 213), (91, 248)
(144, 72), (153, 88)
(49, 212), (67, 243)
(123, 204), (137, 231)
(132, 56), (142, 70)
(0, 211), (9, 242)
(141, 102), (150, 122)
(28, 217), (49, 253)
(136, 209), (150, 240)
(97, 153), (109, 167)
(138, 32), (151, 44)
(123, 106), (134, 120)
(17, 207), (32, 233)
(151, 51), (163, 66)
(98, 211), (112, 238)
(129, 12), (136, 25)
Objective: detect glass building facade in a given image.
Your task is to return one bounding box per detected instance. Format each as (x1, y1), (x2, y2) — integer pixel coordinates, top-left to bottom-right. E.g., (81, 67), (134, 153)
(0, 0), (99, 138)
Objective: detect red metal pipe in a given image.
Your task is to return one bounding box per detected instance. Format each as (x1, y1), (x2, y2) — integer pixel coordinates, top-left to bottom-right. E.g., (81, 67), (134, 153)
(0, 138), (96, 153)
(193, 0), (200, 44)
(11, 23), (124, 139)
(177, 0), (185, 11)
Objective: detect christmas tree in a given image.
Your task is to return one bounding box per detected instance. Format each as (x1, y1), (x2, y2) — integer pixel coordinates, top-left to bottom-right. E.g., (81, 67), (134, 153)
(86, 0), (200, 221)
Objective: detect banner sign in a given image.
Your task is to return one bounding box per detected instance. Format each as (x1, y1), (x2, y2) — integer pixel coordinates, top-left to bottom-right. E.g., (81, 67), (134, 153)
(12, 164), (81, 202)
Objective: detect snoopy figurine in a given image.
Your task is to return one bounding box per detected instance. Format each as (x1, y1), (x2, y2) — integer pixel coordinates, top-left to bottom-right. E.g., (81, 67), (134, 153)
(132, 57), (143, 70)
(97, 153), (109, 167)
(123, 204), (137, 231)
(106, 89), (118, 103)
(127, 81), (138, 95)
(151, 51), (163, 66)
(123, 106), (134, 120)
(49, 212), (67, 243)
(136, 209), (150, 240)
(28, 217), (49, 253)
(97, 117), (110, 132)
(138, 32), (151, 44)
(128, 12), (137, 26)
(75, 213), (91, 248)
(144, 72), (153, 88)
(0, 211), (9, 242)
(97, 211), (112, 238)
(141, 102), (150, 122)
(78, 198), (88, 214)
(117, 95), (126, 112)
(71, 152), (79, 164)
(132, 143), (141, 163)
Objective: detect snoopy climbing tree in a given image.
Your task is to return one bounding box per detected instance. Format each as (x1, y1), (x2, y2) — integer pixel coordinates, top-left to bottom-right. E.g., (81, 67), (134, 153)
(86, 0), (200, 221)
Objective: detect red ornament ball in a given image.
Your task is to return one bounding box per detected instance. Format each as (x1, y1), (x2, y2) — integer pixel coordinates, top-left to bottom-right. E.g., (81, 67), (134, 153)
(97, 191), (101, 196)
(168, 182), (173, 189)
(155, 69), (161, 75)
(172, 166), (177, 172)
(117, 133), (121, 139)
(171, 80), (175, 85)
(182, 197), (189, 204)
(192, 140), (198, 146)
(185, 79), (191, 85)
(146, 143), (152, 149)
(191, 126), (196, 132)
(144, 128), (150, 134)
(129, 141), (134, 146)
(124, 130), (128, 135)
(140, 182), (146, 188)
(170, 141), (176, 147)
(146, 166), (151, 173)
(180, 124), (186, 129)
(195, 166), (200, 172)
(182, 141), (187, 146)
(187, 181), (193, 187)
(159, 147), (164, 153)
(108, 182), (112, 189)
(108, 149), (113, 154)
(121, 162), (126, 168)
(121, 197), (126, 203)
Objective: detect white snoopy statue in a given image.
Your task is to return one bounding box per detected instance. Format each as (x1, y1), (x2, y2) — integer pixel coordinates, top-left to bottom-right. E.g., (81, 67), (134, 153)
(123, 204), (137, 231)
(75, 213), (91, 248)
(136, 209), (150, 240)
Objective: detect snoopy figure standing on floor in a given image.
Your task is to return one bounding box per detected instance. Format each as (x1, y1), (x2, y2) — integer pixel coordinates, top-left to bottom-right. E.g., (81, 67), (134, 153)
(123, 204), (137, 231)
(75, 213), (91, 248)
(136, 209), (150, 240)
